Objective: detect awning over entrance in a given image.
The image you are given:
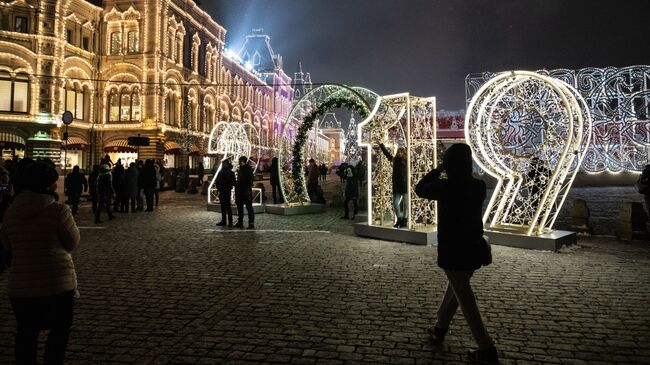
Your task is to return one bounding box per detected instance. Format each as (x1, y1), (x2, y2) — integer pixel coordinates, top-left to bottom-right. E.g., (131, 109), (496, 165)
(62, 136), (88, 150)
(188, 144), (206, 156)
(104, 139), (137, 153)
(164, 141), (181, 154)
(0, 132), (26, 149)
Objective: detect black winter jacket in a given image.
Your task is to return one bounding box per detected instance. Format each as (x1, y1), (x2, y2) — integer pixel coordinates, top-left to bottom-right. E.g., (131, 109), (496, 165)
(379, 144), (408, 194)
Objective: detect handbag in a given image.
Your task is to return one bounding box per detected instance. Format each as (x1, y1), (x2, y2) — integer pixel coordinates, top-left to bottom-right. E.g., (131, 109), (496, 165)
(479, 235), (492, 267)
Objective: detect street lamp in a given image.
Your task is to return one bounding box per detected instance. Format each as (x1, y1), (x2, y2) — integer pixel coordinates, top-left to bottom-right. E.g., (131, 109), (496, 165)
(62, 110), (73, 178)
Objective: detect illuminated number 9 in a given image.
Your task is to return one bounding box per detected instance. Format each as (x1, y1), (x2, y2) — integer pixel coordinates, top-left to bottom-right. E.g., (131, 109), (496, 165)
(465, 71), (592, 236)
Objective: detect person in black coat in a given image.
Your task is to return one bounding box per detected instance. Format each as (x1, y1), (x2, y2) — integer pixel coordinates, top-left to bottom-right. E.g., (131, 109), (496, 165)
(215, 159), (236, 226)
(141, 160), (157, 212)
(88, 165), (100, 213)
(95, 164), (115, 224)
(270, 157), (282, 204)
(112, 159), (125, 212)
(341, 163), (359, 219)
(235, 156), (254, 229)
(415, 143), (498, 364)
(197, 162), (205, 185)
(64, 165), (88, 215)
(379, 143), (409, 228)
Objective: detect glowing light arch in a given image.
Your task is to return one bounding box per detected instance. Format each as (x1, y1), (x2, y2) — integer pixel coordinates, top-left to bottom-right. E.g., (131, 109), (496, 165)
(465, 71), (592, 236)
(277, 84), (378, 205)
(207, 121), (260, 204)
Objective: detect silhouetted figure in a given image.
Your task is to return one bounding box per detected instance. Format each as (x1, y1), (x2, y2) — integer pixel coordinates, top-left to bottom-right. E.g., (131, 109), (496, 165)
(141, 160), (157, 212)
(235, 156), (254, 229)
(101, 153), (113, 167)
(124, 163), (139, 212)
(337, 163), (347, 182)
(215, 159), (236, 227)
(64, 166), (87, 215)
(112, 159), (125, 212)
(379, 143), (408, 228)
(0, 166), (13, 224)
(415, 143), (498, 364)
(95, 164), (115, 224)
(356, 160), (366, 188)
(638, 164), (650, 215)
(341, 163), (359, 220)
(320, 163), (327, 181)
(88, 165), (100, 213)
(154, 163), (162, 207)
(307, 159), (324, 203)
(1, 162), (80, 365)
(270, 157), (282, 204)
(197, 162), (205, 185)
(136, 160), (144, 211)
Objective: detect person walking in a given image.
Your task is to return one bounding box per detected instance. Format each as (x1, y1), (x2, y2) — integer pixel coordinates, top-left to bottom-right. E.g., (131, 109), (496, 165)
(197, 162), (205, 186)
(379, 142), (409, 228)
(64, 166), (87, 215)
(307, 159), (324, 203)
(1, 162), (80, 365)
(215, 159), (236, 226)
(341, 162), (359, 220)
(235, 156), (255, 229)
(270, 157), (282, 204)
(95, 164), (115, 224)
(141, 160), (157, 212)
(88, 165), (100, 213)
(111, 159), (125, 212)
(415, 143), (498, 364)
(124, 162), (139, 213)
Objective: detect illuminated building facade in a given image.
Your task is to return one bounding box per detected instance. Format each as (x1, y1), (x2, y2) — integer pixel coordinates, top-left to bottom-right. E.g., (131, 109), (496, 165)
(0, 0), (293, 171)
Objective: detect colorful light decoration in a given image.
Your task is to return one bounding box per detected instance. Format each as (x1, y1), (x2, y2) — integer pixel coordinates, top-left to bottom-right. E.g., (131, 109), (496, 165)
(207, 121), (260, 204)
(357, 94), (438, 230)
(466, 66), (650, 173)
(465, 71), (592, 236)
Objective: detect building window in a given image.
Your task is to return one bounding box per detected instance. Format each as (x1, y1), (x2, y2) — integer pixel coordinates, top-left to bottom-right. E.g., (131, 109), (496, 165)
(164, 94), (176, 125)
(110, 31), (121, 55)
(127, 31), (138, 53)
(65, 87), (85, 120)
(82, 37), (89, 51)
(108, 88), (140, 122)
(0, 72), (29, 113)
(66, 29), (73, 44)
(14, 16), (27, 33)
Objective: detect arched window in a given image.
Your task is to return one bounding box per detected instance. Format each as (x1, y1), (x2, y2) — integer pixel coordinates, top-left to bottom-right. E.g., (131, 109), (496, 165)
(175, 34), (183, 64)
(127, 30), (139, 53)
(164, 93), (176, 125)
(0, 72), (29, 113)
(108, 87), (140, 122)
(168, 27), (176, 60)
(65, 84), (85, 120)
(110, 31), (121, 55)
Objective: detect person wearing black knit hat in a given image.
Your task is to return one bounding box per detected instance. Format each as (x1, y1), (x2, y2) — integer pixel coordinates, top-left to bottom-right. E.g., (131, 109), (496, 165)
(1, 161), (81, 365)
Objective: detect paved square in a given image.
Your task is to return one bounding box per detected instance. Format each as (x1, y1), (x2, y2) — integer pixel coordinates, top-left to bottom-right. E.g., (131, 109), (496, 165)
(1, 191), (649, 364)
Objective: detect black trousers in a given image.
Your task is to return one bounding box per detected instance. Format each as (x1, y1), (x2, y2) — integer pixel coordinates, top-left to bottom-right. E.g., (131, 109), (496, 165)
(68, 193), (81, 214)
(344, 197), (358, 218)
(236, 198), (254, 225)
(219, 194), (233, 224)
(11, 290), (75, 365)
(95, 197), (113, 222)
(271, 184), (281, 204)
(144, 188), (155, 211)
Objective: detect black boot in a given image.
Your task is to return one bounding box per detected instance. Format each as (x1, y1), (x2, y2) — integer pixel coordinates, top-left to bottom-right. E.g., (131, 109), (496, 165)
(468, 347), (499, 364)
(393, 219), (400, 228)
(427, 326), (447, 346)
(216, 220), (226, 226)
(234, 220), (244, 228)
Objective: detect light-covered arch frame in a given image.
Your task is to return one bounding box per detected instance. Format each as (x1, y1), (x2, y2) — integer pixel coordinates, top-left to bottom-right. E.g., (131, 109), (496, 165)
(207, 121), (260, 204)
(358, 94), (438, 230)
(277, 84), (378, 205)
(465, 71), (592, 236)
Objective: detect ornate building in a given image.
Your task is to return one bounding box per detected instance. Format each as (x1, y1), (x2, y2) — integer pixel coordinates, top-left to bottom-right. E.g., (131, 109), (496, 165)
(0, 0), (293, 171)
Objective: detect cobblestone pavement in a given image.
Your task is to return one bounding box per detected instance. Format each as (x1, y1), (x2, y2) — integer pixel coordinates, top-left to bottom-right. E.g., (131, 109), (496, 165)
(1, 188), (649, 365)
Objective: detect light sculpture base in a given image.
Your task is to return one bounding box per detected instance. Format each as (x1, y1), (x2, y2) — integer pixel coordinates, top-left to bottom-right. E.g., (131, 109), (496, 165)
(354, 213), (368, 223)
(354, 223), (437, 246)
(207, 203), (265, 214)
(264, 203), (325, 216)
(484, 229), (576, 251)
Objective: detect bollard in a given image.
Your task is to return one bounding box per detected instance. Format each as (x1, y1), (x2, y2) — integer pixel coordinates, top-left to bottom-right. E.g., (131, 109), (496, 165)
(570, 199), (593, 235)
(616, 202), (649, 241)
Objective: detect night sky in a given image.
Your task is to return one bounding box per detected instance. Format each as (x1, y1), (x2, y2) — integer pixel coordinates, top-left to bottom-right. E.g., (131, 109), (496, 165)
(205, 0), (650, 110)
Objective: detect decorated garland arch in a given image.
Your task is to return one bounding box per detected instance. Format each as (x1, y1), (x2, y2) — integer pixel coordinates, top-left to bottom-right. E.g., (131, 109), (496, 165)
(277, 84), (378, 204)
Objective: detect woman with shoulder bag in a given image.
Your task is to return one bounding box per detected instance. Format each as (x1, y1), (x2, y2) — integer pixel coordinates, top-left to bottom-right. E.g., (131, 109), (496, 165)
(415, 143), (498, 364)
(1, 162), (81, 365)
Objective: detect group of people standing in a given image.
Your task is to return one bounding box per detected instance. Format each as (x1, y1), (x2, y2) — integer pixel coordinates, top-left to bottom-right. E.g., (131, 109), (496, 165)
(64, 156), (165, 224)
(215, 156), (255, 229)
